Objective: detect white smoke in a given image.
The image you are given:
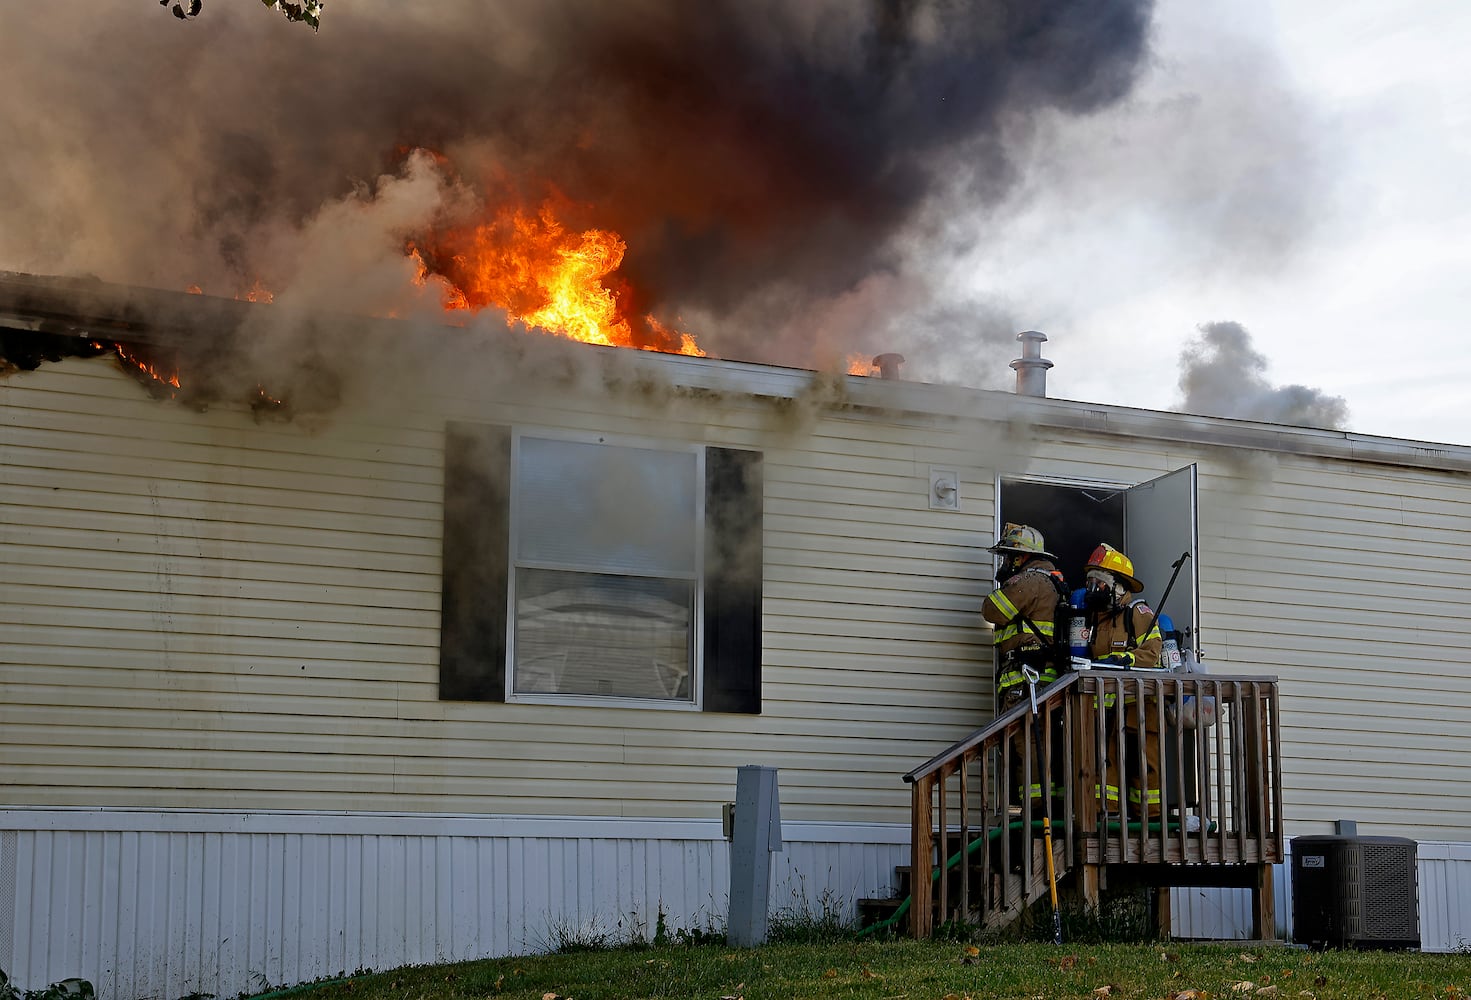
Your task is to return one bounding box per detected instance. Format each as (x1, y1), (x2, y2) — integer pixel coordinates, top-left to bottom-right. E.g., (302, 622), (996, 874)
(1175, 320), (1349, 429)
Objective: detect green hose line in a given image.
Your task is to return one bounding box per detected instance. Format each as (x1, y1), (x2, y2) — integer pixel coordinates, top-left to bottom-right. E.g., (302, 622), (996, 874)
(855, 816), (1216, 937)
(855, 820), (1027, 938)
(242, 977), (354, 1000)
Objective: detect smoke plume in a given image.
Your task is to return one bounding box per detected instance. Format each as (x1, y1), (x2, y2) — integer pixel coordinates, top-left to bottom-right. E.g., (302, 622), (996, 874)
(1176, 321), (1349, 429)
(0, 0), (1156, 370)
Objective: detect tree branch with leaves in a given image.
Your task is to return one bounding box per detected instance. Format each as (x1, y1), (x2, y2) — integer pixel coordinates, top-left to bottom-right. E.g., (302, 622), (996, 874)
(160, 0), (323, 30)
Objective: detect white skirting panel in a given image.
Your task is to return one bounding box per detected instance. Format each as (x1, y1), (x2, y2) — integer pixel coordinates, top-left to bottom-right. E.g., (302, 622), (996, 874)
(1170, 841), (1471, 951)
(1167, 862), (1290, 942)
(1418, 842), (1471, 953)
(0, 810), (909, 1000)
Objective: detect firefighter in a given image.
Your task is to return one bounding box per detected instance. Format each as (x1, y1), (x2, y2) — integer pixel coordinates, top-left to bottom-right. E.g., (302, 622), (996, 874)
(1082, 543), (1165, 818)
(982, 522), (1068, 806)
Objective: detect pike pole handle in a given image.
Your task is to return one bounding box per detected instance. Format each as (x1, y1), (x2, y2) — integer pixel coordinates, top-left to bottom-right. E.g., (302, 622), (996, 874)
(1141, 550), (1191, 644)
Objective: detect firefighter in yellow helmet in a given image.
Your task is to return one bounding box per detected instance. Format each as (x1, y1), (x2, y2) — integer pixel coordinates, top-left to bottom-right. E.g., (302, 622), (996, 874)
(982, 523), (1068, 806)
(1082, 543), (1165, 818)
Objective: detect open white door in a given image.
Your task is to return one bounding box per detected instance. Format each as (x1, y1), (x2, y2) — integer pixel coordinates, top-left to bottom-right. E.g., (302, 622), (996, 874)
(1123, 465), (1200, 659)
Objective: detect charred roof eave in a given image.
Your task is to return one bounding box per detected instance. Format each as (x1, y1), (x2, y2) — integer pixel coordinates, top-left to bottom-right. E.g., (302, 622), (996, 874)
(0, 270), (257, 351)
(4, 270), (1470, 475)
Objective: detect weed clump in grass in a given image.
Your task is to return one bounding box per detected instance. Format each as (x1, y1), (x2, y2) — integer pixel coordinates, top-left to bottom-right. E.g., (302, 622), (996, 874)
(766, 877), (857, 944)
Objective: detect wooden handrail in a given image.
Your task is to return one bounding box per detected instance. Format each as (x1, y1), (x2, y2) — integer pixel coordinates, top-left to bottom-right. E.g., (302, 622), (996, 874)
(903, 668), (1282, 939)
(904, 672), (1081, 785)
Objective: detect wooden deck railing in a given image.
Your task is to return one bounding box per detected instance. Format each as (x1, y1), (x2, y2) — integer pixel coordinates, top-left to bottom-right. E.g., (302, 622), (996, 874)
(902, 669), (1282, 938)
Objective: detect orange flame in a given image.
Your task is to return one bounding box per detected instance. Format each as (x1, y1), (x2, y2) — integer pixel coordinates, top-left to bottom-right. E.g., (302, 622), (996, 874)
(239, 279), (275, 304)
(111, 341), (181, 393)
(409, 197), (704, 357)
(847, 353), (875, 376)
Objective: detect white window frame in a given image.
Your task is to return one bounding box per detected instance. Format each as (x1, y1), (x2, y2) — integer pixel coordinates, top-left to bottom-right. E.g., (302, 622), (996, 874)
(504, 427), (705, 710)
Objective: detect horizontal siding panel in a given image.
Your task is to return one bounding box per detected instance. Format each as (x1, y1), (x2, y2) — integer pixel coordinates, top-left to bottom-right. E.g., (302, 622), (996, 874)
(765, 511), (993, 551)
(765, 529), (990, 565)
(767, 543), (983, 578)
(2, 480), (438, 539)
(0, 681), (984, 744)
(765, 477), (988, 514)
(764, 611), (983, 643)
(0, 521), (437, 575)
(767, 564), (991, 599)
(0, 611), (438, 649)
(0, 726), (931, 775)
(0, 504), (437, 557)
(6, 360), (447, 438)
(0, 541), (437, 595)
(0, 643), (437, 678)
(767, 581), (986, 615)
(0, 442), (440, 506)
(0, 709), (971, 762)
(766, 495), (993, 529)
(0, 422), (441, 487)
(2, 579), (436, 629)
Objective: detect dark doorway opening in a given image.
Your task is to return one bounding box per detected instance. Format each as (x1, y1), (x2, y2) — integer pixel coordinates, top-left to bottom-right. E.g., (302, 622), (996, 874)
(997, 479), (1126, 588)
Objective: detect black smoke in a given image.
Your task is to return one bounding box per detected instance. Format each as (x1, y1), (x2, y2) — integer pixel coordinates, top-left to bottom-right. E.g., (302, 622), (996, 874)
(0, 1), (1155, 367)
(1176, 321), (1349, 429)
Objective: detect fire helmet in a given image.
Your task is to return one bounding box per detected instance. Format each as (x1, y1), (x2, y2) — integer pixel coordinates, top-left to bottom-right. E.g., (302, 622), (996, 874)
(1086, 543), (1144, 593)
(988, 522), (1056, 560)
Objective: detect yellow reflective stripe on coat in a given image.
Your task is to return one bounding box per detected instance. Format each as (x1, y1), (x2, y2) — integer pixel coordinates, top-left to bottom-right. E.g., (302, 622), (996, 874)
(1129, 787), (1162, 805)
(1094, 783), (1121, 803)
(988, 590), (1020, 620)
(993, 619), (1054, 645)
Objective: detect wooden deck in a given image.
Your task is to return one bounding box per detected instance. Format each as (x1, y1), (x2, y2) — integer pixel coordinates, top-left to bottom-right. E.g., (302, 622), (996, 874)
(896, 670), (1283, 939)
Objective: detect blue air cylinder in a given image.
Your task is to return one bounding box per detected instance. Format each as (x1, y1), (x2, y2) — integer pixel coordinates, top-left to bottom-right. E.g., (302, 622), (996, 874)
(1158, 613), (1184, 671)
(1068, 588), (1089, 659)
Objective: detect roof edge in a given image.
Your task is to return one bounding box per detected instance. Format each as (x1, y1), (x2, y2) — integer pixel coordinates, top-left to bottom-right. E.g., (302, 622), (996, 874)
(4, 270), (1469, 474)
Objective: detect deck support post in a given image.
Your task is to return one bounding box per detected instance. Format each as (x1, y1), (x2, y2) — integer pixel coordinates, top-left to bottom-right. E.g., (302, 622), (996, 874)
(1251, 863), (1276, 941)
(910, 779), (933, 938)
(1154, 885), (1173, 940)
(1074, 862), (1101, 911)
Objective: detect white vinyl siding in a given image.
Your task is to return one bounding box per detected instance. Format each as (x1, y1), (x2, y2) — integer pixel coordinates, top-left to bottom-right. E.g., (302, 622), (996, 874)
(5, 355), (1471, 843)
(1, 358), (995, 825)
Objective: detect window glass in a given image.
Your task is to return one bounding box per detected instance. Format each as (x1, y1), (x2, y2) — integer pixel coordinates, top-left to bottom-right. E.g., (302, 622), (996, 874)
(517, 436), (696, 575)
(513, 569), (692, 699)
(512, 436), (698, 702)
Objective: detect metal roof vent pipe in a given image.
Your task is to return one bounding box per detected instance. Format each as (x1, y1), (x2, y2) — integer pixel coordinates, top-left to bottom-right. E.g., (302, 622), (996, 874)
(872, 353), (905, 380)
(1009, 330), (1053, 397)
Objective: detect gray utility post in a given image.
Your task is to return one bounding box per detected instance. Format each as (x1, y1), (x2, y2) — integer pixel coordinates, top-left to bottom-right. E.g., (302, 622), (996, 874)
(726, 765), (783, 947)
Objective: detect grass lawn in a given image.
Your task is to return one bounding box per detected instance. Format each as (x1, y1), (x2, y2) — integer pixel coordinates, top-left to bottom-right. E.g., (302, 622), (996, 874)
(276, 941), (1468, 1000)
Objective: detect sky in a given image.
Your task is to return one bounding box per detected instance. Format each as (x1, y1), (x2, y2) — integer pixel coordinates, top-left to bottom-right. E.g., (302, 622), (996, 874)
(960, 1), (1471, 445)
(0, 1), (1467, 445)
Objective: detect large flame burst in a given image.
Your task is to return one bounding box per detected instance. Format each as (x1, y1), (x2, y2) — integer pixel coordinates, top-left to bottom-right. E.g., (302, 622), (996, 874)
(408, 199), (704, 358)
